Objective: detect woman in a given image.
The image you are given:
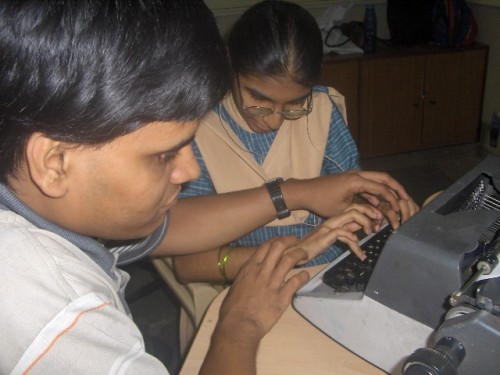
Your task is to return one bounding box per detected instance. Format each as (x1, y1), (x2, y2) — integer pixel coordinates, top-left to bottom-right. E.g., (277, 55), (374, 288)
(174, 0), (418, 284)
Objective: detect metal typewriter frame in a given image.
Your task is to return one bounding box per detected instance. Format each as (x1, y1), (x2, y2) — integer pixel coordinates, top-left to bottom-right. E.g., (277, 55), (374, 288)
(293, 154), (500, 375)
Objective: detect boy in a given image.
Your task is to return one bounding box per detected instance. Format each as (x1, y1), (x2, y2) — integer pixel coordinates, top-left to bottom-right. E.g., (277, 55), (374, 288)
(0, 1), (313, 374)
(0, 1), (412, 374)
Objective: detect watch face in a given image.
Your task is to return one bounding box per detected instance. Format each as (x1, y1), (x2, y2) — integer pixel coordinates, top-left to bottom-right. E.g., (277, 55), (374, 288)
(265, 178), (290, 219)
(267, 177), (284, 185)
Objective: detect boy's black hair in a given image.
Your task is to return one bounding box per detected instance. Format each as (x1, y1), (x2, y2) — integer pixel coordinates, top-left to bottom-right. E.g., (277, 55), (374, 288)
(228, 0), (323, 86)
(0, 0), (230, 182)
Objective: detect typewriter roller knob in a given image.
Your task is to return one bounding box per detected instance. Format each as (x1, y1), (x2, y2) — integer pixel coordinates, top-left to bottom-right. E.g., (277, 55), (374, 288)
(403, 336), (465, 375)
(476, 250), (499, 275)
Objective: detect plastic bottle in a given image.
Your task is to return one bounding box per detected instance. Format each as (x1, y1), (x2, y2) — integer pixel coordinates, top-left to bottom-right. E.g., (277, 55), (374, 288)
(363, 4), (377, 53)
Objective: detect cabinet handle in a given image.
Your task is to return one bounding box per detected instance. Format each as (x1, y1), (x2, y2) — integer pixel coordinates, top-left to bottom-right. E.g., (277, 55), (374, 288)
(415, 90), (427, 107)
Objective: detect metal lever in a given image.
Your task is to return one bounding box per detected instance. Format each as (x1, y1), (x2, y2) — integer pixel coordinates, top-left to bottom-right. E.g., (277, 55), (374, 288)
(449, 241), (500, 306)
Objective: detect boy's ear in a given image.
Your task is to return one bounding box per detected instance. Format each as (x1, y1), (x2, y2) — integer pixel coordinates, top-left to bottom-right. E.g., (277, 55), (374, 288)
(25, 133), (72, 198)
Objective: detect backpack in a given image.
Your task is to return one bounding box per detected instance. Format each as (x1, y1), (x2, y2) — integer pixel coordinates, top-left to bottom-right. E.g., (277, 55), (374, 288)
(432, 0), (477, 47)
(387, 0), (436, 46)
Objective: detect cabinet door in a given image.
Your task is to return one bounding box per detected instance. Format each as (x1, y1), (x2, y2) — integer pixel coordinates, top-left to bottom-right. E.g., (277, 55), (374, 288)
(319, 60), (359, 143)
(421, 48), (486, 147)
(359, 56), (425, 157)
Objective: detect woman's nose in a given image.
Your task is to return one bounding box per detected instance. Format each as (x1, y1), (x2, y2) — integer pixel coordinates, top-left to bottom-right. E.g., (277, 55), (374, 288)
(265, 112), (285, 130)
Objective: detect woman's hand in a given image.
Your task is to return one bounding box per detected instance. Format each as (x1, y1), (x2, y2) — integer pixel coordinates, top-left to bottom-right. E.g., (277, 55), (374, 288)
(287, 203), (383, 262)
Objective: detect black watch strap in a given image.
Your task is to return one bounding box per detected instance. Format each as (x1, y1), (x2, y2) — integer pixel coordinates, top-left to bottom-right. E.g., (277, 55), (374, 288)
(264, 178), (290, 220)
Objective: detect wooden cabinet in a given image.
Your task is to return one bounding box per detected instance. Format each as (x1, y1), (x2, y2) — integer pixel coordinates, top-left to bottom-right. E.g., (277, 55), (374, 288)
(320, 44), (488, 158)
(320, 59), (360, 142)
(421, 49), (487, 148)
(359, 54), (424, 156)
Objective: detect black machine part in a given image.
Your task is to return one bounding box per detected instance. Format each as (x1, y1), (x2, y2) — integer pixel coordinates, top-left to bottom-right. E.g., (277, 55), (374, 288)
(403, 336), (465, 375)
(403, 276), (500, 375)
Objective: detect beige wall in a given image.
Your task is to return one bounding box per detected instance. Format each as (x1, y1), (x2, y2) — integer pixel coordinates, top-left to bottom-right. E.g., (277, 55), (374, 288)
(213, 1), (388, 40)
(209, 0), (499, 140)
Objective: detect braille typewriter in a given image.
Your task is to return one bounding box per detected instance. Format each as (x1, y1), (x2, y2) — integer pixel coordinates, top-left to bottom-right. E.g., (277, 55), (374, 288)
(321, 223), (394, 299)
(293, 154), (500, 375)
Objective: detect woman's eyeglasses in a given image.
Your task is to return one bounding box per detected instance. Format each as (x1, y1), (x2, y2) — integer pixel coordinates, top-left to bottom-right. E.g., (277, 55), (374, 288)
(237, 80), (313, 120)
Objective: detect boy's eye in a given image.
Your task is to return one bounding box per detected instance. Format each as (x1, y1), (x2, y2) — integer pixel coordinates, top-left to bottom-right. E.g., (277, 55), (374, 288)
(158, 151), (178, 163)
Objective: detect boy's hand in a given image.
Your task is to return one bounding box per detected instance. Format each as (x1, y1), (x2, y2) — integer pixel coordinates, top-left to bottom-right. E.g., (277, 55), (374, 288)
(216, 239), (310, 342)
(283, 170), (413, 219)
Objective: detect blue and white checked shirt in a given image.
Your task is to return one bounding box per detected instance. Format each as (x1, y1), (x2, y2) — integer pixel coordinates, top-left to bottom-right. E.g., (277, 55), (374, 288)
(181, 85), (360, 266)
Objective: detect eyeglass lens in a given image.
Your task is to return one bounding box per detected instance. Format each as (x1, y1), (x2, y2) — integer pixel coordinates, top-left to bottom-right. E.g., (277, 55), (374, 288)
(243, 95), (312, 120)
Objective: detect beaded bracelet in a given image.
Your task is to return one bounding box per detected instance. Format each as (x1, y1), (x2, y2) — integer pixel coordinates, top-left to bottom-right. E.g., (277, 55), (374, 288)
(217, 245), (234, 285)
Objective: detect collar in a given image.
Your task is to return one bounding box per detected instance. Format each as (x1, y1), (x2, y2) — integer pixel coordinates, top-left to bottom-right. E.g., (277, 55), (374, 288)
(0, 183), (168, 280)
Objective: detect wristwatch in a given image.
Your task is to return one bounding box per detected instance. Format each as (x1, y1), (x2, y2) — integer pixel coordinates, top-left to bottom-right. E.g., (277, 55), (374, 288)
(264, 177), (290, 220)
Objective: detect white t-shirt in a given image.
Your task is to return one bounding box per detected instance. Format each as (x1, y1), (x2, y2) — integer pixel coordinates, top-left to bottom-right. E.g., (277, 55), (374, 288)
(0, 210), (169, 374)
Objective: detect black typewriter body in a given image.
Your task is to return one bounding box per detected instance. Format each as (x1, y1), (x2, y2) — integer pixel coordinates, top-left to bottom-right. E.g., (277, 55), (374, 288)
(322, 224), (394, 298)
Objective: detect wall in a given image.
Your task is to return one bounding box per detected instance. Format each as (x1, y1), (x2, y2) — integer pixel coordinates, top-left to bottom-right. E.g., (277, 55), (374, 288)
(207, 0), (499, 139)
(208, 0), (388, 39)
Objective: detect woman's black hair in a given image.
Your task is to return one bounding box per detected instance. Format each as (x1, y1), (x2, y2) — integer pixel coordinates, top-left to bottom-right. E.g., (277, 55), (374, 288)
(228, 0), (323, 86)
(0, 0), (230, 182)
